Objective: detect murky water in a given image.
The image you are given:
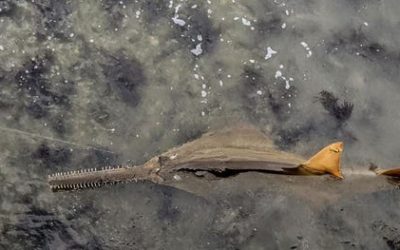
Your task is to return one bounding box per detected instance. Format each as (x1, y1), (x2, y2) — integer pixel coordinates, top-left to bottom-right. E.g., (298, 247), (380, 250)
(1, 0), (400, 249)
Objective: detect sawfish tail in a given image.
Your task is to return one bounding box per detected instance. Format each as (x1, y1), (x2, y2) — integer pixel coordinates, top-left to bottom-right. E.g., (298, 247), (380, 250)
(369, 164), (400, 177)
(47, 165), (154, 192)
(369, 164), (384, 175)
(284, 142), (344, 179)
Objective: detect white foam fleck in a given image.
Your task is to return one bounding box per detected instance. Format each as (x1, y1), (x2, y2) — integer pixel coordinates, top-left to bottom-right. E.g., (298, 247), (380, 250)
(364, 22), (369, 26)
(242, 17), (251, 26)
(219, 80), (223, 86)
(265, 46), (277, 60)
(300, 41), (312, 57)
(197, 35), (203, 41)
(285, 81), (290, 89)
(256, 90), (262, 95)
(201, 90), (207, 97)
(172, 16), (186, 26)
(249, 59), (255, 63)
(275, 68), (293, 90)
(174, 4), (181, 14)
(281, 22), (286, 29)
(191, 43), (203, 56)
(275, 70), (282, 78)
(0, 45), (3, 51)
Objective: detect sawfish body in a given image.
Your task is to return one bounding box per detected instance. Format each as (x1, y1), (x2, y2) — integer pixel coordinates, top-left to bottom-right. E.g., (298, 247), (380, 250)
(48, 124), (344, 193)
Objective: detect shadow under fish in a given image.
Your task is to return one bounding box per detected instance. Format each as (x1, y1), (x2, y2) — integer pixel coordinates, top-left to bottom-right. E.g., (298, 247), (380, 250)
(48, 124), (344, 194)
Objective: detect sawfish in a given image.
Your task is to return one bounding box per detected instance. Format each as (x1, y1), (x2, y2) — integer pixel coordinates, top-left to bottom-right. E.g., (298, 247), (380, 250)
(48, 124), (344, 193)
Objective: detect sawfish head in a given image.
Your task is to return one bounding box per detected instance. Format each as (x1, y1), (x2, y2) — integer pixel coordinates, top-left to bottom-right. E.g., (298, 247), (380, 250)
(301, 141), (344, 179)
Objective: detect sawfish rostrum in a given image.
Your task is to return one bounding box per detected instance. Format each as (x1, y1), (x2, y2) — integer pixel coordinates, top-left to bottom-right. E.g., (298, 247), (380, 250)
(48, 125), (344, 193)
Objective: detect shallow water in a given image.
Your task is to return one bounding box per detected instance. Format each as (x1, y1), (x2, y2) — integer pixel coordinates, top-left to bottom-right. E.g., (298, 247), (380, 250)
(1, 0), (400, 249)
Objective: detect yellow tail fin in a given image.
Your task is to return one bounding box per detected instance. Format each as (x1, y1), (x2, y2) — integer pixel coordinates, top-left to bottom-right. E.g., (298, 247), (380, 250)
(301, 142), (344, 179)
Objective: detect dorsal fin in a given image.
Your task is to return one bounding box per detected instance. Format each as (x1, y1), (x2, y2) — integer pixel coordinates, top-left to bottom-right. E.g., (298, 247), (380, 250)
(301, 142), (344, 179)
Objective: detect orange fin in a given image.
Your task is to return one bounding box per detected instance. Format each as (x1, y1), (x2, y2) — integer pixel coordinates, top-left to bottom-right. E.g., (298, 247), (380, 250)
(300, 142), (344, 179)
